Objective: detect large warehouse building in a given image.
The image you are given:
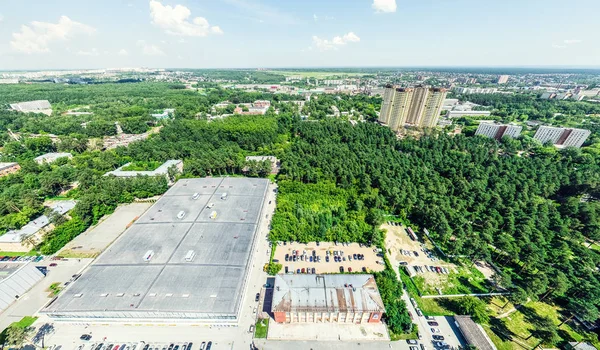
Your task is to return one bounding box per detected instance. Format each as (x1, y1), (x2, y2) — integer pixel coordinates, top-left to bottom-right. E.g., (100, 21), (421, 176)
(0, 263), (46, 312)
(271, 274), (385, 324)
(42, 177), (270, 323)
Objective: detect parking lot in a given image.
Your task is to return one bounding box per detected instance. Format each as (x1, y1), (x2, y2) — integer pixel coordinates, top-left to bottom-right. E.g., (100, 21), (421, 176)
(273, 242), (385, 274)
(383, 223), (457, 288)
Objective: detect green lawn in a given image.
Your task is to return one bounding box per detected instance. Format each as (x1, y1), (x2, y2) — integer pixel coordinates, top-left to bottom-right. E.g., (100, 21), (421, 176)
(0, 250), (38, 257)
(254, 318), (269, 339)
(486, 301), (600, 349)
(413, 263), (492, 296)
(390, 324), (419, 341)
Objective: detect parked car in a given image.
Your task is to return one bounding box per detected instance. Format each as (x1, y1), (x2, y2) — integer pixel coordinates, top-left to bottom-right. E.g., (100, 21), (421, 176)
(49, 263), (57, 267)
(80, 334), (92, 341)
(406, 340), (418, 345)
(410, 347), (419, 350)
(432, 335), (445, 341)
(249, 324), (255, 333)
(296, 269), (301, 274)
(431, 328), (440, 333)
(301, 268), (305, 273)
(348, 267), (352, 272)
(199, 343), (206, 350)
(186, 343), (192, 350)
(311, 268), (315, 274)
(255, 293), (260, 302)
(339, 266), (344, 273)
(205, 342), (212, 350)
(325, 256), (330, 262)
(284, 266), (289, 273)
(427, 321), (439, 326)
(362, 267), (367, 272)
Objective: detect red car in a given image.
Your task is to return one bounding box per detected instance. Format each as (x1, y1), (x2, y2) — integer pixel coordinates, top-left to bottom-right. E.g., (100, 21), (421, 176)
(348, 267), (352, 272)
(49, 263), (57, 267)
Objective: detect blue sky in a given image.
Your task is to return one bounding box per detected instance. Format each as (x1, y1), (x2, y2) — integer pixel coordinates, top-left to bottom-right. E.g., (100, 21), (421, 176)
(0, 0), (599, 69)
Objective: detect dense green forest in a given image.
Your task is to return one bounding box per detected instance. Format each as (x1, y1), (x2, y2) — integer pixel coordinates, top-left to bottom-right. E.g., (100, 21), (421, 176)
(271, 120), (600, 324)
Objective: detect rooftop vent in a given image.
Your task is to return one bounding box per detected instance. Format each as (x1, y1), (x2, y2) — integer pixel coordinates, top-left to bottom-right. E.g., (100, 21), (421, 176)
(74, 294), (83, 298)
(165, 293), (173, 297)
(100, 293), (108, 297)
(148, 293), (157, 297)
(221, 192), (228, 200)
(185, 250), (195, 262)
(182, 294), (190, 298)
(192, 192), (200, 200)
(144, 250), (155, 262)
(133, 293), (140, 297)
(116, 293), (124, 297)
(177, 211), (186, 219)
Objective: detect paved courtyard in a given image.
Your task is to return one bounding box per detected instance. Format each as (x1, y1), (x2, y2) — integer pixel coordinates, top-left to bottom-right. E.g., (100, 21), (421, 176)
(267, 322), (390, 341)
(60, 203), (152, 257)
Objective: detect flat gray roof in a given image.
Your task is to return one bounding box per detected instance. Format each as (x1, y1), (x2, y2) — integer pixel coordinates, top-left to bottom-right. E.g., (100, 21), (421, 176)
(44, 177), (269, 320)
(272, 274), (385, 313)
(454, 315), (497, 350)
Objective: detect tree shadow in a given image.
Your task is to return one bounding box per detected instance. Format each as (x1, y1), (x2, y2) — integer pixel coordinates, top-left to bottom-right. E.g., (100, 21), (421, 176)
(32, 323), (54, 345)
(489, 317), (515, 342)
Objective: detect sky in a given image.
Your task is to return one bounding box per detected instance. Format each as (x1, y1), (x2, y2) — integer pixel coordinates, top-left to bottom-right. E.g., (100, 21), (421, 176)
(0, 0), (599, 70)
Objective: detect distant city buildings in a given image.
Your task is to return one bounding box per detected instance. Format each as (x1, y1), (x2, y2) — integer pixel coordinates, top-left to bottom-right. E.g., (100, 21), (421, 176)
(234, 100), (271, 115)
(0, 78), (19, 84)
(452, 87), (498, 94)
(475, 123), (522, 140)
(497, 75), (510, 84)
(34, 152), (73, 164)
(534, 126), (591, 148)
(379, 85), (447, 130)
(9, 100), (52, 116)
(0, 163), (20, 177)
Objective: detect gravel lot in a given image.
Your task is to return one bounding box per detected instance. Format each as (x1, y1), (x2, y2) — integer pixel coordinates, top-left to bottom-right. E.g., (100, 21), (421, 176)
(274, 242), (385, 274)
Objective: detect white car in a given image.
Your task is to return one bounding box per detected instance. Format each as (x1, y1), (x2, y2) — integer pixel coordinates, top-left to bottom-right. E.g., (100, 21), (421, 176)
(430, 328), (440, 333)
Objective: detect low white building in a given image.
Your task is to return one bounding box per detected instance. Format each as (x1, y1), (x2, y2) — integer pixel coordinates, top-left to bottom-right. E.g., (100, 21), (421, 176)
(9, 100), (52, 115)
(104, 160), (183, 182)
(34, 152), (73, 164)
(447, 110), (492, 118)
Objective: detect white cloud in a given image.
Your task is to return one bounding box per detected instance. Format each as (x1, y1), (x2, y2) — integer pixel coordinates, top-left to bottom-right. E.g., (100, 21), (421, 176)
(552, 39), (583, 49)
(372, 0), (397, 13)
(149, 0), (223, 36)
(313, 14), (318, 21)
(76, 48), (100, 56)
(137, 40), (165, 56)
(312, 32), (361, 51)
(10, 16), (96, 54)
(0, 14), (4, 23)
(118, 49), (129, 56)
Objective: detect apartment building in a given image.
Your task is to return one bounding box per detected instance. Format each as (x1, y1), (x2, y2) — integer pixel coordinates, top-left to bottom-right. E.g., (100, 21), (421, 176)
(497, 75), (509, 84)
(378, 85), (447, 130)
(475, 123), (523, 140)
(534, 126), (591, 148)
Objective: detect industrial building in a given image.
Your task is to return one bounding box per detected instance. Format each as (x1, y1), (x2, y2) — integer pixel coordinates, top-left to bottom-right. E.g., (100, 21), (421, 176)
(271, 274), (385, 324)
(497, 75), (509, 84)
(475, 123), (523, 140)
(42, 177), (270, 324)
(533, 126), (591, 148)
(9, 100), (52, 115)
(378, 85), (447, 130)
(0, 263), (46, 313)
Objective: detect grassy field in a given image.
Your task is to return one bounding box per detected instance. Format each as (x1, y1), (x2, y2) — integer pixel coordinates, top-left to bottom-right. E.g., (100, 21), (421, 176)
(254, 318), (269, 339)
(485, 301), (600, 349)
(0, 250), (38, 257)
(412, 263), (492, 296)
(47, 282), (62, 296)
